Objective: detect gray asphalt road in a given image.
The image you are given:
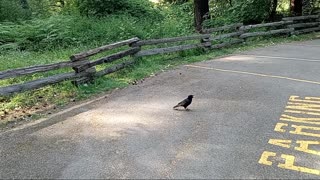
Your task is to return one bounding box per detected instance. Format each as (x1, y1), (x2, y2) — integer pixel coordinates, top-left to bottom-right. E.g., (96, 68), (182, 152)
(1, 39), (320, 179)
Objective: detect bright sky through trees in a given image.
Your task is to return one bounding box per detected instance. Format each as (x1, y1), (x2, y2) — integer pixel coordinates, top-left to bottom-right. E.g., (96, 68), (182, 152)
(149, 0), (160, 3)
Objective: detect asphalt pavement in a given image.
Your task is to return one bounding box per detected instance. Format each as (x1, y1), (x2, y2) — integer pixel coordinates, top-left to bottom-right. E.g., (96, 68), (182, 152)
(1, 39), (320, 179)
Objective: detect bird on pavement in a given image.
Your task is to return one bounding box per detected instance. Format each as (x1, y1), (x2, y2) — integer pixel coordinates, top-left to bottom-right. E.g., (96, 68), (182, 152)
(173, 95), (194, 110)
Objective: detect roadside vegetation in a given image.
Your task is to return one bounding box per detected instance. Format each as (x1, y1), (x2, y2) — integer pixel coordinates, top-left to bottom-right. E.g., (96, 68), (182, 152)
(0, 0), (319, 127)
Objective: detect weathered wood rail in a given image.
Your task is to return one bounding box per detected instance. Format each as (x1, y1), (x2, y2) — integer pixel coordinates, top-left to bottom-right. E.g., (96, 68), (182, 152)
(1, 14), (319, 96)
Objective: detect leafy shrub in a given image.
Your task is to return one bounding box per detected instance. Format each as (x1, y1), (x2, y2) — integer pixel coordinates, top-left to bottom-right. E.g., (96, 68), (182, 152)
(160, 0), (189, 4)
(202, 16), (234, 28)
(28, 0), (51, 17)
(228, 0), (272, 24)
(0, 2), (194, 52)
(77, 0), (163, 20)
(0, 0), (31, 22)
(203, 0), (273, 28)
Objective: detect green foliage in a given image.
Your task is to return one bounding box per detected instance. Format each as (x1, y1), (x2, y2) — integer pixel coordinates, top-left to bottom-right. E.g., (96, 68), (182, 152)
(203, 0), (274, 28)
(229, 0), (272, 24)
(0, 16), (76, 51)
(157, 2), (194, 36)
(0, 2), (194, 51)
(277, 0), (291, 15)
(76, 0), (162, 19)
(209, 0), (232, 18)
(202, 16), (233, 28)
(0, 0), (31, 22)
(28, 0), (51, 17)
(160, 0), (189, 4)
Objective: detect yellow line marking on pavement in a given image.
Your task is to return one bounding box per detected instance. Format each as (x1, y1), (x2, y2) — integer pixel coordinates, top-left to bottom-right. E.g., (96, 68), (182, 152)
(267, 139), (320, 156)
(258, 151), (276, 166)
(274, 122), (320, 137)
(185, 65), (320, 85)
(289, 96), (320, 104)
(259, 151), (320, 175)
(278, 154), (320, 175)
(242, 54), (320, 62)
(281, 114), (320, 121)
(286, 105), (320, 112)
(260, 95), (320, 176)
(295, 141), (320, 156)
(268, 139), (291, 148)
(287, 102), (320, 108)
(306, 97), (320, 101)
(280, 114), (320, 125)
(284, 110), (320, 116)
(290, 124), (320, 138)
(274, 123), (288, 132)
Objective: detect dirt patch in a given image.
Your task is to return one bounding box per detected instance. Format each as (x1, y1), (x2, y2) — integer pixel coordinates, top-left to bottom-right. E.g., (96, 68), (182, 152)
(0, 102), (57, 128)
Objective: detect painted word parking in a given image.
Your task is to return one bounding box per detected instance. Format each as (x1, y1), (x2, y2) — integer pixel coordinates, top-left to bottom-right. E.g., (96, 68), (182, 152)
(259, 95), (320, 176)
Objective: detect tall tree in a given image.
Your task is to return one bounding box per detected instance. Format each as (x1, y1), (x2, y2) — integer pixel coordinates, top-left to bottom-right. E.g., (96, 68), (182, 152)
(229, 0), (232, 6)
(194, 0), (209, 32)
(19, 0), (29, 9)
(290, 0), (302, 15)
(269, 0), (278, 21)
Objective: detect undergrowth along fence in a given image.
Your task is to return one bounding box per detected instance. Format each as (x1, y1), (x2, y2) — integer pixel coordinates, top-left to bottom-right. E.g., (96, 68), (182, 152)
(0, 14), (319, 96)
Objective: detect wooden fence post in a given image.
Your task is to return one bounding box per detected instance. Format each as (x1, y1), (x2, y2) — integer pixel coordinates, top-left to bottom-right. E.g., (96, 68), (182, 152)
(201, 36), (212, 49)
(70, 57), (96, 87)
(236, 25), (244, 44)
(200, 28), (211, 49)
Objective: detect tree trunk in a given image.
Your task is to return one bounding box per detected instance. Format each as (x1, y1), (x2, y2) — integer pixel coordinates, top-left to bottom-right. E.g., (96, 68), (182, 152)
(194, 0), (209, 32)
(269, 0), (278, 21)
(290, 0), (302, 16)
(19, 0), (29, 9)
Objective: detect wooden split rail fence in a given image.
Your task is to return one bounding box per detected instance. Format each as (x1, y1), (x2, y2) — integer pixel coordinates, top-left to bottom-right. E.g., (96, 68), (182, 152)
(1, 14), (319, 96)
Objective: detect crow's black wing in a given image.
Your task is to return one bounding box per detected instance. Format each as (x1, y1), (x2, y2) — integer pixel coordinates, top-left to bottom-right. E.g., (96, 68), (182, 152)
(173, 98), (189, 108)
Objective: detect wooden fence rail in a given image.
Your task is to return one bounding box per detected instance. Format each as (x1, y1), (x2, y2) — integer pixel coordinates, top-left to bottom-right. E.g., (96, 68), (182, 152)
(0, 60), (86, 80)
(75, 47), (140, 72)
(282, 14), (319, 21)
(1, 14), (320, 96)
(201, 23), (243, 33)
(70, 37), (140, 61)
(240, 28), (294, 39)
(0, 72), (87, 95)
(131, 34), (210, 47)
(239, 21), (293, 31)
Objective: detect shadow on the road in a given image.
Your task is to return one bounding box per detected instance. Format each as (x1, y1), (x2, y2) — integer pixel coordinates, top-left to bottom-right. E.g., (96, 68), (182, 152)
(0, 94), (201, 140)
(173, 108), (195, 112)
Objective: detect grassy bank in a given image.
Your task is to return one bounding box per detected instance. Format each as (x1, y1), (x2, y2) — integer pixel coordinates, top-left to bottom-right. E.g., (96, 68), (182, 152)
(1, 31), (319, 128)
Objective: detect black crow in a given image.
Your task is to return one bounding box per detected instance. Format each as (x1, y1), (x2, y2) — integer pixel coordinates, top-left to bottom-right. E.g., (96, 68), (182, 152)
(173, 95), (194, 110)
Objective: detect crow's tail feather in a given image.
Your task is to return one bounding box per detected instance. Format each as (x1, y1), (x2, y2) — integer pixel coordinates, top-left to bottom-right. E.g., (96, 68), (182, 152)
(173, 105), (180, 109)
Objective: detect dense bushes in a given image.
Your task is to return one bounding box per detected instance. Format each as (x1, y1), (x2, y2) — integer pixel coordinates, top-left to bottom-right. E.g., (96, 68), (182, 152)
(0, 0), (163, 21)
(204, 0), (276, 27)
(0, 0), (31, 22)
(0, 3), (193, 52)
(77, 0), (162, 19)
(204, 0), (320, 28)
(228, 0), (273, 24)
